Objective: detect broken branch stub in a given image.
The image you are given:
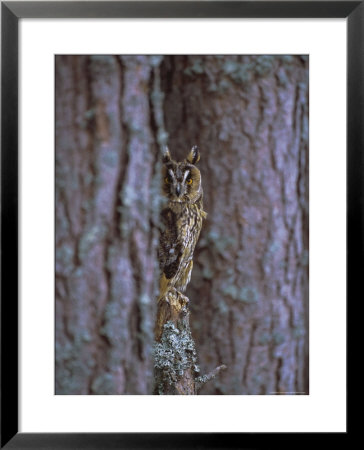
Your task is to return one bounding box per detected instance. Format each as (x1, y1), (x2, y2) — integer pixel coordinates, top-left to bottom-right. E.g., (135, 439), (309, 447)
(154, 289), (226, 395)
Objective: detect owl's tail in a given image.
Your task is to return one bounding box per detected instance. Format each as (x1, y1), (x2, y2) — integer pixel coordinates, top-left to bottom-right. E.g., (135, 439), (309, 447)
(158, 273), (170, 302)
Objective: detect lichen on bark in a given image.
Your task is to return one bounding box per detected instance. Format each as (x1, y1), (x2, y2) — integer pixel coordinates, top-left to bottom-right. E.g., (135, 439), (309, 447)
(153, 289), (226, 395)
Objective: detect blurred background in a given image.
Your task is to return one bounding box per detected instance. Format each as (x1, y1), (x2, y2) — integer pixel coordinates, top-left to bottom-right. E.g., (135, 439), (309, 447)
(56, 55), (309, 395)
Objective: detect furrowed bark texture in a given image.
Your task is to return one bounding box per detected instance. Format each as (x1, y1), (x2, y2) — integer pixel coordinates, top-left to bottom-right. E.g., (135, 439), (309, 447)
(55, 56), (161, 394)
(162, 56), (309, 395)
(56, 55), (309, 395)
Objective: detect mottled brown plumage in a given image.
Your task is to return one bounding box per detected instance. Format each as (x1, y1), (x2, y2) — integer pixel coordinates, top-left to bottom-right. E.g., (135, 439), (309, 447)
(158, 146), (206, 301)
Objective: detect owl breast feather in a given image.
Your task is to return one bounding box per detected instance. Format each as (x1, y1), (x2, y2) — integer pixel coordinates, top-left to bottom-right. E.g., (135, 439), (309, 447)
(159, 207), (181, 279)
(159, 203), (200, 281)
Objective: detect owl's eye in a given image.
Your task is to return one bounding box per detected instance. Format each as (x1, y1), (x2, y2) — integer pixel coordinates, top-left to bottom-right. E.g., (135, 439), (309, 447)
(164, 177), (171, 184)
(186, 178), (193, 185)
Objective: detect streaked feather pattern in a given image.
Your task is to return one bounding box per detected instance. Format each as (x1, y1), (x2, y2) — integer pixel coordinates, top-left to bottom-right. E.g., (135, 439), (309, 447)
(158, 147), (206, 299)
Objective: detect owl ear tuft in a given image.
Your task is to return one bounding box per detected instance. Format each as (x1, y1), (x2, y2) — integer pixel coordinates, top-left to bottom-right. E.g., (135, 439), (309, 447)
(186, 145), (200, 165)
(162, 146), (172, 164)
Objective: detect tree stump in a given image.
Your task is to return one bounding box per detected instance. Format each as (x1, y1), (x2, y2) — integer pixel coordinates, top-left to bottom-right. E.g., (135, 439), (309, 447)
(154, 289), (226, 395)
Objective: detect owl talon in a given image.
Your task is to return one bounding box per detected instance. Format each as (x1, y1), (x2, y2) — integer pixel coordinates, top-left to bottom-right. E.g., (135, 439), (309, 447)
(160, 288), (189, 309)
(163, 287), (178, 304)
(176, 291), (189, 307)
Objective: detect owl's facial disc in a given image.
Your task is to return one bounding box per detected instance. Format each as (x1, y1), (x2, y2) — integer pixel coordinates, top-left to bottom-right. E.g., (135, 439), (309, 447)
(163, 161), (200, 203)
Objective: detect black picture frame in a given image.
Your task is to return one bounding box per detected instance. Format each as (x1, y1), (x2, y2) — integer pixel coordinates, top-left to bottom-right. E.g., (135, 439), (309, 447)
(1, 1), (356, 448)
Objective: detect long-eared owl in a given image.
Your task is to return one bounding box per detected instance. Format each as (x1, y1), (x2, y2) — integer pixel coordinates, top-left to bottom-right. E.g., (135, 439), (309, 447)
(158, 146), (207, 301)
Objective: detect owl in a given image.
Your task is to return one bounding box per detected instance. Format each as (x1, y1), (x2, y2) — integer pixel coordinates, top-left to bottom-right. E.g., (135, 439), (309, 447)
(158, 145), (207, 301)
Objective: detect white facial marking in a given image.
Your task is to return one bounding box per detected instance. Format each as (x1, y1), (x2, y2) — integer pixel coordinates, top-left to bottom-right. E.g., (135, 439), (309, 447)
(168, 169), (176, 183)
(183, 170), (190, 183)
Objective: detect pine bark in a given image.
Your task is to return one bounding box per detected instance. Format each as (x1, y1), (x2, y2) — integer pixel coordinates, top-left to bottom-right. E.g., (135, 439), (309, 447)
(55, 56), (160, 394)
(162, 56), (309, 395)
(56, 55), (309, 395)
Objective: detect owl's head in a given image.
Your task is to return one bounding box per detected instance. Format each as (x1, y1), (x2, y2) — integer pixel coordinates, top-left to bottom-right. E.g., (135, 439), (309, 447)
(162, 146), (202, 203)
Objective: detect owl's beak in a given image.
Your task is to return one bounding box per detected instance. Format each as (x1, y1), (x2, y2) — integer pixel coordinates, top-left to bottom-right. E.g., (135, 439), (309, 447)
(175, 184), (181, 196)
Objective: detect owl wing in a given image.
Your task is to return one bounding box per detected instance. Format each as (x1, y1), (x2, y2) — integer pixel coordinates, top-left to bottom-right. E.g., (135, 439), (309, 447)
(158, 207), (183, 280)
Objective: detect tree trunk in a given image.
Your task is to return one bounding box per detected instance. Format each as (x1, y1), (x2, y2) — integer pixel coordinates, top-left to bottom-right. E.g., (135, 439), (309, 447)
(162, 55), (309, 395)
(55, 56), (161, 394)
(56, 55), (309, 395)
